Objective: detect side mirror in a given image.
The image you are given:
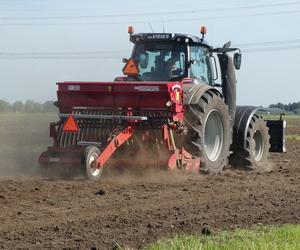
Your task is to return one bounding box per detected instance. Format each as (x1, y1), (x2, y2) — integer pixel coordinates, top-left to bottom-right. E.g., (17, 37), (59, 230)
(122, 58), (129, 63)
(234, 53), (242, 70)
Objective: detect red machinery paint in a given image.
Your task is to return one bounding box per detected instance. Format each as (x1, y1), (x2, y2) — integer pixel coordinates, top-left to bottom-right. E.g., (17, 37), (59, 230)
(39, 80), (200, 172)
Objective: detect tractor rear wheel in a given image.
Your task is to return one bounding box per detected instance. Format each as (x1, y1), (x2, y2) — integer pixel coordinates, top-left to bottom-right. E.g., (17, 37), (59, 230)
(82, 146), (103, 181)
(183, 90), (231, 174)
(230, 114), (270, 170)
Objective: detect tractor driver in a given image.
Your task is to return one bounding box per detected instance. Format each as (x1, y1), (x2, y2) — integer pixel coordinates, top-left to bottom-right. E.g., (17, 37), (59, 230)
(165, 51), (182, 79)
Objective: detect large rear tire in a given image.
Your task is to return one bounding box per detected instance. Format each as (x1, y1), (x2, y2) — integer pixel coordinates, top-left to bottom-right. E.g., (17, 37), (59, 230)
(230, 114), (270, 170)
(82, 146), (103, 181)
(183, 90), (231, 174)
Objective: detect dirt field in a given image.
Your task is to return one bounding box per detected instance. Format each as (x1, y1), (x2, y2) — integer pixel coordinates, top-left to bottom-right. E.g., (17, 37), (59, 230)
(0, 114), (299, 249)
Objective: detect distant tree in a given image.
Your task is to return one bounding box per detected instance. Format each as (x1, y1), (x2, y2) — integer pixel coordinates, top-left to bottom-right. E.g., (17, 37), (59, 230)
(269, 101), (300, 113)
(0, 100), (11, 113)
(294, 108), (300, 114)
(0, 100), (59, 113)
(24, 100), (43, 113)
(43, 101), (57, 112)
(11, 101), (24, 112)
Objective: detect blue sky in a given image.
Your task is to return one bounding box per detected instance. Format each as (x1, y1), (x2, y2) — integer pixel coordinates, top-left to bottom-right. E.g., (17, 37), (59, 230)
(0, 0), (299, 106)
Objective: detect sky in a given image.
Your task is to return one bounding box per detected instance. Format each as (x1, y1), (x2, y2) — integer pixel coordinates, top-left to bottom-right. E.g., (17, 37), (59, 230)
(0, 0), (299, 106)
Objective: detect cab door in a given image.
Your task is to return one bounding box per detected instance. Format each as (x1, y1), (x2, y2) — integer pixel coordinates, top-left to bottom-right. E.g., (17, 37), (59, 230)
(189, 46), (214, 85)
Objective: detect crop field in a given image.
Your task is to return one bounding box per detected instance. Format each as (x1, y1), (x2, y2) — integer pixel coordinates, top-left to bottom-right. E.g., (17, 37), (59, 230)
(0, 113), (299, 249)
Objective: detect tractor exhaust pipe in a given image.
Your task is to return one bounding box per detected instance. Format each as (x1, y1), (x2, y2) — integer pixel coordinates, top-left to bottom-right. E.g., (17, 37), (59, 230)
(218, 54), (237, 127)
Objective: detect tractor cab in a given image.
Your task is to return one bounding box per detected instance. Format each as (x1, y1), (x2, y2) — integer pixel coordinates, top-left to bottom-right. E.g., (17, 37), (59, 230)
(122, 26), (242, 85)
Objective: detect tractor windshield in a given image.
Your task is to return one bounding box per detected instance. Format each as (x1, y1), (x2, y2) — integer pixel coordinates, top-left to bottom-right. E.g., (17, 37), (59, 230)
(133, 43), (187, 81)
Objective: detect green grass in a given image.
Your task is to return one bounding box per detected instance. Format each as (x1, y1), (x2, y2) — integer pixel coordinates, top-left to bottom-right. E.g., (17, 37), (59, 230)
(261, 113), (300, 121)
(286, 134), (300, 141)
(144, 224), (300, 250)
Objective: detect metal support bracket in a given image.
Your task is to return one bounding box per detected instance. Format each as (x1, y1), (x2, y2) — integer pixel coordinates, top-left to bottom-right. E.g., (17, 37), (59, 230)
(96, 126), (134, 168)
(163, 124), (200, 172)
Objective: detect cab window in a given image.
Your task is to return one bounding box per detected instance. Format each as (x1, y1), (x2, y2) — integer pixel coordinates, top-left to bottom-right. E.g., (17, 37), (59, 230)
(190, 46), (212, 84)
(133, 43), (187, 81)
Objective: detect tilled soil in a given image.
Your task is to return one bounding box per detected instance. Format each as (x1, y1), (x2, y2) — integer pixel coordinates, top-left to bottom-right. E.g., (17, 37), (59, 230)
(0, 121), (300, 249)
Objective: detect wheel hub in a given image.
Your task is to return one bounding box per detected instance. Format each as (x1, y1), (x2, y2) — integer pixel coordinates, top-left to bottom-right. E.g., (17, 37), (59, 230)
(204, 109), (224, 161)
(88, 152), (100, 177)
(252, 130), (263, 161)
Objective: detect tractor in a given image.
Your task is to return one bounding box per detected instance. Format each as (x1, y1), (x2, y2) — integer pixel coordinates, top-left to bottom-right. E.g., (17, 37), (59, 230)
(39, 26), (283, 180)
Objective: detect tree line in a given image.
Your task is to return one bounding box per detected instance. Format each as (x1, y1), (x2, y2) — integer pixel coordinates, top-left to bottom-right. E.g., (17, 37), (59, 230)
(269, 102), (300, 114)
(0, 100), (57, 113)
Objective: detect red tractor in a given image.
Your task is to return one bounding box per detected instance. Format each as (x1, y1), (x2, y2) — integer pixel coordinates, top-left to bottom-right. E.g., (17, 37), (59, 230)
(39, 26), (282, 180)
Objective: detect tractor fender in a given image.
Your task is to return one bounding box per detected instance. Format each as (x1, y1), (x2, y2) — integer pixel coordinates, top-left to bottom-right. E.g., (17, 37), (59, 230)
(182, 83), (222, 105)
(232, 105), (263, 149)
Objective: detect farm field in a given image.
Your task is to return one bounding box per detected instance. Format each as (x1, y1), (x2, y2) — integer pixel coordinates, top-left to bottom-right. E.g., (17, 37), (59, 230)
(0, 113), (299, 249)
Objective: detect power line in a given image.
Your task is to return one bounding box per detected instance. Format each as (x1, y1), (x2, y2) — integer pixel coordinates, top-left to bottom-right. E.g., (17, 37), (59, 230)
(0, 56), (123, 60)
(243, 44), (300, 52)
(158, 10), (300, 24)
(0, 39), (300, 57)
(1, 39), (299, 57)
(0, 39), (300, 56)
(0, 0), (294, 13)
(0, 1), (299, 20)
(1, 9), (299, 26)
(1, 44), (299, 60)
(0, 50), (129, 56)
(236, 39), (300, 47)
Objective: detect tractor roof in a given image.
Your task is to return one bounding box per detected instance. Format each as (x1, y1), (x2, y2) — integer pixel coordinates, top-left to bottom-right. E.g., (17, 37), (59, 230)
(130, 33), (212, 49)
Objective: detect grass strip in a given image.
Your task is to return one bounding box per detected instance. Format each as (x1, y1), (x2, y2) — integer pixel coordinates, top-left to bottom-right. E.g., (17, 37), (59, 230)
(286, 134), (300, 141)
(144, 224), (300, 250)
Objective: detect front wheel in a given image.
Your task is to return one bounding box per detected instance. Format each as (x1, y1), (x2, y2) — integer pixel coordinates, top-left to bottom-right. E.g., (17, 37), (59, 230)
(82, 146), (103, 181)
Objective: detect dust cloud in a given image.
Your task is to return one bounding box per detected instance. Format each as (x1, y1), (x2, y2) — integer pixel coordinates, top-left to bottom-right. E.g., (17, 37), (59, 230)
(101, 135), (195, 184)
(0, 113), (53, 178)
(0, 113), (274, 180)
